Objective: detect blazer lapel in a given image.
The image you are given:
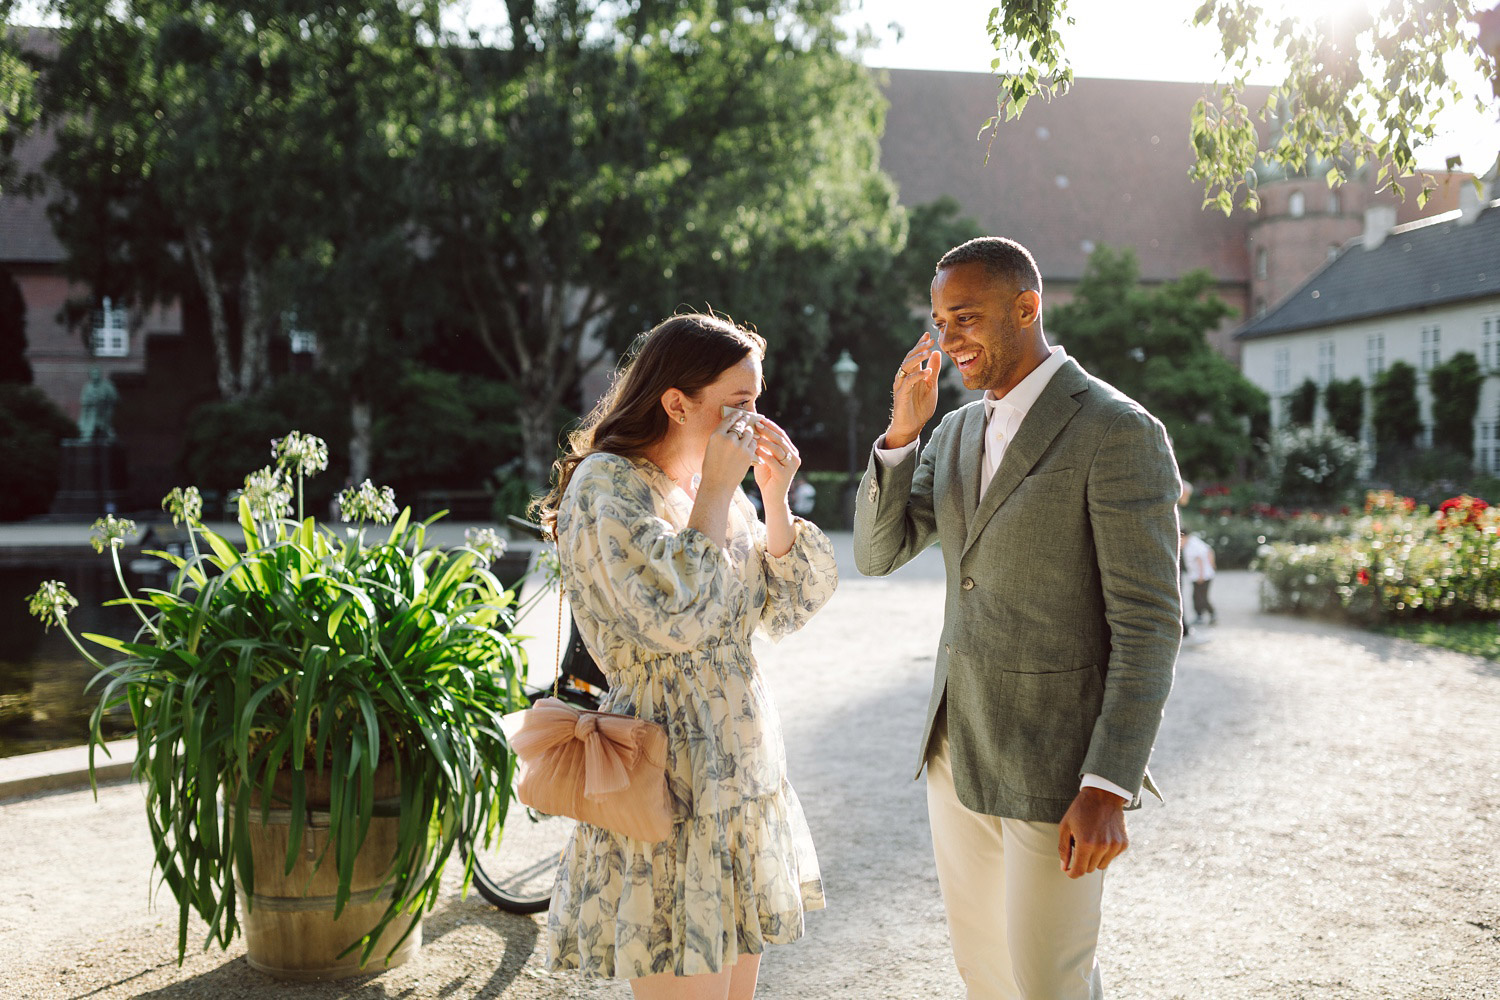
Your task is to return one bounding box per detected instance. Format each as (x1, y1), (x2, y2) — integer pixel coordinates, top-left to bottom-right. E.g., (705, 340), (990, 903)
(961, 359), (1089, 559)
(955, 404), (986, 524)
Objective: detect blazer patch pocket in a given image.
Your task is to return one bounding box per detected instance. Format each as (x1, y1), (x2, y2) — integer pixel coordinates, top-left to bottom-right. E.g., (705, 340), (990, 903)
(998, 663), (1103, 802)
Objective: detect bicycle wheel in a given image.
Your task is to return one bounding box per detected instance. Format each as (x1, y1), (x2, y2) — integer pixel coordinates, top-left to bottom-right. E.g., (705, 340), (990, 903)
(467, 789), (577, 913)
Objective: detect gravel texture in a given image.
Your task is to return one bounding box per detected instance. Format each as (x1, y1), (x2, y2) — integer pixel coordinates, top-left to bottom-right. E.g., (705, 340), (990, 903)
(1, 537), (1497, 999)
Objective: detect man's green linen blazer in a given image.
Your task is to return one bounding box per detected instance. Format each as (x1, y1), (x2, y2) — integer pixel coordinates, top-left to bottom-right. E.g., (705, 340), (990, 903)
(853, 357), (1182, 824)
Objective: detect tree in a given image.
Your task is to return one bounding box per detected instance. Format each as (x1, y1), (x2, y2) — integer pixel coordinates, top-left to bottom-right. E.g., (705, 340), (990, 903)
(40, 0), (439, 424)
(0, 3), (40, 197)
(1372, 360), (1423, 462)
(0, 383), (76, 520)
(1047, 246), (1268, 480)
(983, 1), (1499, 213)
(1323, 375), (1364, 441)
(418, 1), (905, 484)
(0, 267), (29, 383)
(1429, 351), (1483, 458)
(1286, 378), (1319, 428)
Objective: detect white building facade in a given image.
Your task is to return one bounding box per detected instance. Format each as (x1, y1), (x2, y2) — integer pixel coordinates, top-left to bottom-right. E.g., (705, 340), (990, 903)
(1238, 195), (1500, 467)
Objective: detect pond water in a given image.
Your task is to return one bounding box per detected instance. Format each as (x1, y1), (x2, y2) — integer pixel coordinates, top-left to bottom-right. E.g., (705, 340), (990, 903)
(0, 544), (539, 759)
(0, 552), (147, 758)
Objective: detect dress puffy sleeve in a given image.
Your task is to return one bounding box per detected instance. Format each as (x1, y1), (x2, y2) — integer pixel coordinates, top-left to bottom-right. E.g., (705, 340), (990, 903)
(756, 515), (838, 642)
(557, 453), (732, 655)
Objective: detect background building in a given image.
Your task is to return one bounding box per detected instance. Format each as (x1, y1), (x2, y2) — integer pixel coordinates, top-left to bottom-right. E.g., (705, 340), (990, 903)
(1237, 192), (1500, 464)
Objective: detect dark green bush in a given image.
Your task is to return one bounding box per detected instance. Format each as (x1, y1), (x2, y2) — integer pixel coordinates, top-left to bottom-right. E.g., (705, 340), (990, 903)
(0, 384), (78, 520)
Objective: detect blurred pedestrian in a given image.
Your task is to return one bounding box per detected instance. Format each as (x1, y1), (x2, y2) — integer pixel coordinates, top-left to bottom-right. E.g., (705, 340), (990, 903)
(1181, 529), (1216, 626)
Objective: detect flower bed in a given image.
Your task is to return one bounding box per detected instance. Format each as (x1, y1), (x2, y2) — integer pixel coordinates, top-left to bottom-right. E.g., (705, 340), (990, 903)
(1255, 491), (1500, 623)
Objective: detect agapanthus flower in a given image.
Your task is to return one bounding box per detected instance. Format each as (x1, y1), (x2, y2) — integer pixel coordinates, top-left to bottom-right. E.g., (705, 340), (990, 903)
(272, 431), (330, 479)
(338, 479), (398, 525)
(27, 580), (78, 631)
(161, 486), (203, 526)
(89, 514), (138, 554)
(465, 526), (506, 562)
(241, 466), (294, 521)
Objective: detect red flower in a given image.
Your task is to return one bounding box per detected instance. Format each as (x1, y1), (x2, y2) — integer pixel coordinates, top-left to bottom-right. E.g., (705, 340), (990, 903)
(1356, 568), (1370, 586)
(1402, 497), (1416, 512)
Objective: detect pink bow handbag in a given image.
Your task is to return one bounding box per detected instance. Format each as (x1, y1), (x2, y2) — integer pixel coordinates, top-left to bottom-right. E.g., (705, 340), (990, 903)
(501, 697), (674, 843)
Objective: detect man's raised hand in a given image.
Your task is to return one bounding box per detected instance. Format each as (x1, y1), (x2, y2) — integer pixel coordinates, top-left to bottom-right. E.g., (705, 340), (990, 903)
(885, 331), (942, 449)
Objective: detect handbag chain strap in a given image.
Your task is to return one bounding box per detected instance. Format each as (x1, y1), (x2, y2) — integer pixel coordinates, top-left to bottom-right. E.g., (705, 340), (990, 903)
(552, 575), (564, 700)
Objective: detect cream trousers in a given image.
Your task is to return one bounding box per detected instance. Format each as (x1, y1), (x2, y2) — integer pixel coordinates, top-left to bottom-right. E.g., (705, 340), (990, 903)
(926, 729), (1105, 1000)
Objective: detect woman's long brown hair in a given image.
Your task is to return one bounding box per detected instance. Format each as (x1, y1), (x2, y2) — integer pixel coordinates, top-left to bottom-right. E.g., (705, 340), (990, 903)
(533, 313), (767, 535)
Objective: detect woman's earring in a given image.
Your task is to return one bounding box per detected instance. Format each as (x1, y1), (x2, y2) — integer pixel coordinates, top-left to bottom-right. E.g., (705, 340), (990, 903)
(678, 415), (686, 424)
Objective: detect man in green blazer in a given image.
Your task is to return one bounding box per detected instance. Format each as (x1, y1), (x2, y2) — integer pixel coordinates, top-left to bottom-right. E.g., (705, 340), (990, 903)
(853, 237), (1181, 1000)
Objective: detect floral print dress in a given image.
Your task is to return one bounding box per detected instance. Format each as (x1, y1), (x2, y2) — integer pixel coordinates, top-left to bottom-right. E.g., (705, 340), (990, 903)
(546, 451), (838, 980)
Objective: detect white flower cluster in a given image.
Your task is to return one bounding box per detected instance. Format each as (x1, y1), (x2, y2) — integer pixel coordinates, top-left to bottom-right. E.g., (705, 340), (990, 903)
(240, 466), (294, 522)
(89, 514), (139, 553)
(272, 431), (330, 479)
(464, 527), (506, 562)
(338, 479), (398, 525)
(26, 579), (78, 630)
(161, 486), (203, 526)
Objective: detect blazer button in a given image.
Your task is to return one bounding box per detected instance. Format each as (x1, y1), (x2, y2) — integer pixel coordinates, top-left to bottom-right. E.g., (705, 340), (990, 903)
(961, 577), (975, 590)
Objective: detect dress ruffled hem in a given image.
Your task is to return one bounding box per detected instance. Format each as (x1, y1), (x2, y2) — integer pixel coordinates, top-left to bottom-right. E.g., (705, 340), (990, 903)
(545, 783), (823, 980)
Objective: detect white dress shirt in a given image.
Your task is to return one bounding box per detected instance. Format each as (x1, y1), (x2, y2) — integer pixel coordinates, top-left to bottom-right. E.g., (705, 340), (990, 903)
(875, 346), (1134, 804)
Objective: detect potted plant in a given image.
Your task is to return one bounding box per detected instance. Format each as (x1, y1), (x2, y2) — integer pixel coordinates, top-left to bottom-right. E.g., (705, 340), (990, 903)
(26, 432), (526, 980)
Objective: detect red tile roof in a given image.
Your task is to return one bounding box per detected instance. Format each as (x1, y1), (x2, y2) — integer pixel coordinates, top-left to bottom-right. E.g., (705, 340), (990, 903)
(878, 69), (1269, 285)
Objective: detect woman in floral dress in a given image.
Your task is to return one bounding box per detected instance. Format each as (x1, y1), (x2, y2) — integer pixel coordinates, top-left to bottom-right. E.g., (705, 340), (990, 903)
(536, 313), (838, 999)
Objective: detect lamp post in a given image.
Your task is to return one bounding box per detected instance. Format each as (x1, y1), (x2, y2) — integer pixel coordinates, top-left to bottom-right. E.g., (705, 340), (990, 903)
(832, 349), (860, 478)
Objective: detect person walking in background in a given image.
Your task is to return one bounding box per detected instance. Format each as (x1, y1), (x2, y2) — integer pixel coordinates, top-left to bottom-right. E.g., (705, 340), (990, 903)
(535, 313), (837, 1000)
(854, 236), (1182, 1000)
(1182, 529), (1217, 626)
(789, 473), (817, 518)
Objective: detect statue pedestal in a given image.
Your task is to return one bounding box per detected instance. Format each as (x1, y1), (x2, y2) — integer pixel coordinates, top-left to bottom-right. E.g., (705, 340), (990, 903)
(50, 440), (129, 519)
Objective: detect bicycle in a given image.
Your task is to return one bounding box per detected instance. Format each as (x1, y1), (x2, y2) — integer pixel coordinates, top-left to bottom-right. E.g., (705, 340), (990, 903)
(462, 517), (610, 914)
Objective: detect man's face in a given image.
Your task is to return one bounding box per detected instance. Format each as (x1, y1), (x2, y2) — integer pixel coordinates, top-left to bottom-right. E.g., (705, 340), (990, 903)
(930, 262), (1026, 393)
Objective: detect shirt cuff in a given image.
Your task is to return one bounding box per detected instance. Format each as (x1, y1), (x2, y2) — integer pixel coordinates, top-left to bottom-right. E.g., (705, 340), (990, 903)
(874, 434), (919, 467)
(1080, 773), (1133, 802)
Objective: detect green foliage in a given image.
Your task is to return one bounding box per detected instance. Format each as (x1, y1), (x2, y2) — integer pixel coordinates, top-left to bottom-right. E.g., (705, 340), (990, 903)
(0, 266), (29, 383)
(0, 3), (40, 196)
(1286, 378), (1319, 427)
(40, 0), (439, 401)
(984, 1), (1497, 213)
(1429, 351), (1483, 458)
(1372, 360), (1423, 463)
(981, 2), (1075, 141)
(181, 367), (522, 517)
(371, 366), (523, 504)
(1323, 376), (1364, 440)
(1257, 494), (1500, 624)
(180, 373), (351, 518)
(30, 440), (527, 965)
(1047, 245), (1268, 481)
(1264, 424), (1366, 506)
(0, 383), (77, 521)
(1380, 620), (1500, 660)
(419, 0), (905, 481)
(1180, 507), (1345, 570)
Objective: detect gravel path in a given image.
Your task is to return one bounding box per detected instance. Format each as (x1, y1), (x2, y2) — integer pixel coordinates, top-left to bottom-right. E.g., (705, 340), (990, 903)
(1, 538), (1497, 999)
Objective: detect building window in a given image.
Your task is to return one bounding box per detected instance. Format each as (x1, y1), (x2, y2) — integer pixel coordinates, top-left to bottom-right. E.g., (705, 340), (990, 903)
(91, 297), (128, 357)
(1318, 340), (1335, 385)
(1328, 190), (1342, 214)
(1274, 347), (1291, 392)
(285, 313), (318, 355)
(1255, 297), (1267, 318)
(1288, 191), (1306, 217)
(1483, 424), (1494, 472)
(1366, 333), (1385, 378)
(1421, 325), (1441, 371)
(1255, 247), (1267, 280)
(1484, 315), (1498, 371)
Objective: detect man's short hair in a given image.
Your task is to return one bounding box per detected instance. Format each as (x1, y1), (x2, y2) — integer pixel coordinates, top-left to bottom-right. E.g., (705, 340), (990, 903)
(936, 237), (1043, 295)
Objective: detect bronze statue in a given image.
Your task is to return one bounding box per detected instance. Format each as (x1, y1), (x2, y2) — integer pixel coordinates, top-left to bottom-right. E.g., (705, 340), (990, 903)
(77, 366), (118, 442)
